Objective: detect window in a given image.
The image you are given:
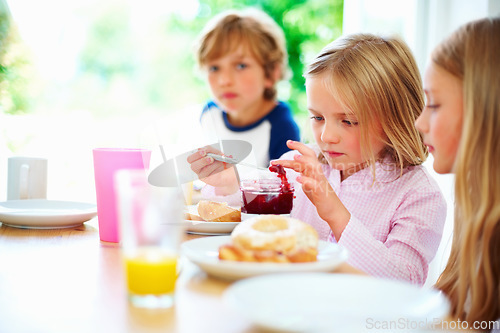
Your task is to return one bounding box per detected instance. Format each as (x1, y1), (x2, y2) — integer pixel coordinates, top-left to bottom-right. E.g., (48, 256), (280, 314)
(0, 0), (343, 201)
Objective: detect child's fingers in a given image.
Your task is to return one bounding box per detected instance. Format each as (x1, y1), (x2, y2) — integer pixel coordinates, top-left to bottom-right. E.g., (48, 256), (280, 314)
(186, 146), (223, 164)
(271, 159), (296, 167)
(188, 144), (230, 174)
(296, 176), (324, 203)
(273, 157), (316, 175)
(272, 155), (322, 177)
(190, 155), (217, 174)
(271, 159), (302, 172)
(286, 140), (317, 157)
(292, 154), (326, 179)
(297, 175), (335, 202)
(297, 175), (325, 193)
(186, 149), (206, 164)
(197, 161), (226, 179)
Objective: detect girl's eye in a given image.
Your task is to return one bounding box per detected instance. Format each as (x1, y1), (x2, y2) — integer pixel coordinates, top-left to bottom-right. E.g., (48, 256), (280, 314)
(424, 95), (439, 111)
(426, 104), (440, 111)
(342, 119), (358, 126)
(236, 63), (248, 70)
(310, 116), (324, 121)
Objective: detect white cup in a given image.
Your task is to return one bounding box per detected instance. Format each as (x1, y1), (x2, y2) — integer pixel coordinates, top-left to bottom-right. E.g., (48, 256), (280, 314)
(7, 157), (48, 200)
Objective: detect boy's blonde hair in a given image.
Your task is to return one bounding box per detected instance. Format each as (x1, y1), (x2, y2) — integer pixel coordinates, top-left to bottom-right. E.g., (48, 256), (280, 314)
(434, 17), (500, 324)
(194, 8), (288, 100)
(305, 33), (427, 174)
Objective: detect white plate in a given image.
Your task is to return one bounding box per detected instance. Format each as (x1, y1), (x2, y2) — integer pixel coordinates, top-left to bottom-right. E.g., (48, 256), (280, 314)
(184, 204), (240, 234)
(181, 236), (348, 280)
(0, 199), (97, 229)
(183, 220), (239, 234)
(224, 273), (450, 332)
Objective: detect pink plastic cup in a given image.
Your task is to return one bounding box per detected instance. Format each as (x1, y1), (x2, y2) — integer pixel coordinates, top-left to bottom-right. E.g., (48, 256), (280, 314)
(93, 148), (151, 243)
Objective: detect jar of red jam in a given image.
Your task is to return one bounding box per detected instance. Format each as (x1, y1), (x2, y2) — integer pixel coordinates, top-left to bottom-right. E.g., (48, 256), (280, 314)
(240, 178), (294, 215)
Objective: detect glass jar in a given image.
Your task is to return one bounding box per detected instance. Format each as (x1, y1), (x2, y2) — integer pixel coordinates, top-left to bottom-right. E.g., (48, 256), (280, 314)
(240, 179), (294, 215)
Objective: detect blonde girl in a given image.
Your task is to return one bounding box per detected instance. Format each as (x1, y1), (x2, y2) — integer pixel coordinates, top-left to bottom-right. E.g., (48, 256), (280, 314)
(272, 33), (447, 285)
(416, 17), (500, 325)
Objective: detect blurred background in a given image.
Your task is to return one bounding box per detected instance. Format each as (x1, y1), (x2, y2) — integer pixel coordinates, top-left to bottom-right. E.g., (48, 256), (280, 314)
(0, 0), (344, 202)
(0, 0), (499, 285)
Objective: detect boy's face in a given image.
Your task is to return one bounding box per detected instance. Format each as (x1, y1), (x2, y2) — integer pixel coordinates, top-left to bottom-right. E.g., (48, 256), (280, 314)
(415, 62), (463, 174)
(306, 76), (386, 179)
(204, 46), (272, 117)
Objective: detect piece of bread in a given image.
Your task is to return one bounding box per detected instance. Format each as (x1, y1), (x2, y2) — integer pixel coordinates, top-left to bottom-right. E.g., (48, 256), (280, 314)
(185, 205), (204, 221)
(185, 212), (204, 221)
(197, 200), (241, 222)
(219, 215), (318, 263)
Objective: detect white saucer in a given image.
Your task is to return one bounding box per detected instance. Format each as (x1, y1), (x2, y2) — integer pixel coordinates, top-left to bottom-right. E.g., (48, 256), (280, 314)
(181, 236), (348, 280)
(183, 220), (239, 234)
(224, 273), (450, 332)
(0, 199), (97, 229)
(185, 230), (232, 236)
(184, 204), (240, 234)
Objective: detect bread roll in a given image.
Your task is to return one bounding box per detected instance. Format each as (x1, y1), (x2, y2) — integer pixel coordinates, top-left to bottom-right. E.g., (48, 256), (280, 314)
(197, 200), (241, 222)
(219, 215), (318, 263)
(185, 212), (204, 221)
(185, 204), (204, 221)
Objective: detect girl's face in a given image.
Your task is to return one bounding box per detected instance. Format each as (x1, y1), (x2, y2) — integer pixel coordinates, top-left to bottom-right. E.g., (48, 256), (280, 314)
(306, 76), (386, 179)
(204, 45), (272, 118)
(415, 62), (463, 174)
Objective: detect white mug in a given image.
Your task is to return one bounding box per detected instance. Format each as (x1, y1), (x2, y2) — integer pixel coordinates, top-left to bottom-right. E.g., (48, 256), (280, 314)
(7, 157), (48, 200)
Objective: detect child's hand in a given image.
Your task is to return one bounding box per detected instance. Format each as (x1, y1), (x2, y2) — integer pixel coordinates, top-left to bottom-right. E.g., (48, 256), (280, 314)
(271, 140), (350, 241)
(186, 147), (239, 195)
(272, 140), (336, 215)
(187, 147), (225, 179)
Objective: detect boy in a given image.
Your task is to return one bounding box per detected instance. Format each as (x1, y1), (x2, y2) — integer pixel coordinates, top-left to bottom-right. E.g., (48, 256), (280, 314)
(193, 8), (300, 167)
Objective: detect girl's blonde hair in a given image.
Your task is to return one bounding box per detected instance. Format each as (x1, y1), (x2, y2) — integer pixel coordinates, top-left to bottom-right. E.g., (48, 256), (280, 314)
(194, 8), (289, 100)
(434, 17), (500, 324)
(305, 33), (427, 174)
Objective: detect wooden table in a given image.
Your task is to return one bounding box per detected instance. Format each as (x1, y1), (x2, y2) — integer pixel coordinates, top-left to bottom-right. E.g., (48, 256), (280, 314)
(0, 218), (359, 333)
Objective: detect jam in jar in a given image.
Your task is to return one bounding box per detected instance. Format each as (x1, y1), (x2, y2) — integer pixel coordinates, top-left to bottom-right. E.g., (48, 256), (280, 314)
(240, 164), (294, 214)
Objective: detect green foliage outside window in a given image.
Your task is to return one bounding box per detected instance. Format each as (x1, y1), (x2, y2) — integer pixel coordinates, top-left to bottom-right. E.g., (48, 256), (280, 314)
(0, 1), (34, 115)
(178, 0), (344, 118)
(0, 0), (343, 121)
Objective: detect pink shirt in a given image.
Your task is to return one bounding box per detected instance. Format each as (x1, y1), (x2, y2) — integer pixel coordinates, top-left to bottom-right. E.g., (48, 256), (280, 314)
(281, 150), (447, 286)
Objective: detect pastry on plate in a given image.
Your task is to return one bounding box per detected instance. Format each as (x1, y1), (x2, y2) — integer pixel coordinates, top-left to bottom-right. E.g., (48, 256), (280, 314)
(219, 215), (318, 263)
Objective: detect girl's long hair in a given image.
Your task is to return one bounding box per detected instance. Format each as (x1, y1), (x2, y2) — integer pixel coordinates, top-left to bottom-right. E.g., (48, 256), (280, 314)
(305, 34), (427, 175)
(434, 16), (500, 323)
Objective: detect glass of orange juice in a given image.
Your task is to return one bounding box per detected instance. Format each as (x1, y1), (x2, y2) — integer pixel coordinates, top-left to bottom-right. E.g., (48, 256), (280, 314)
(115, 168), (184, 308)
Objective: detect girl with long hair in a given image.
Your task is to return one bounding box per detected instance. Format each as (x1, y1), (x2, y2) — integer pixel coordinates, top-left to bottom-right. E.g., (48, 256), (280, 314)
(415, 16), (500, 326)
